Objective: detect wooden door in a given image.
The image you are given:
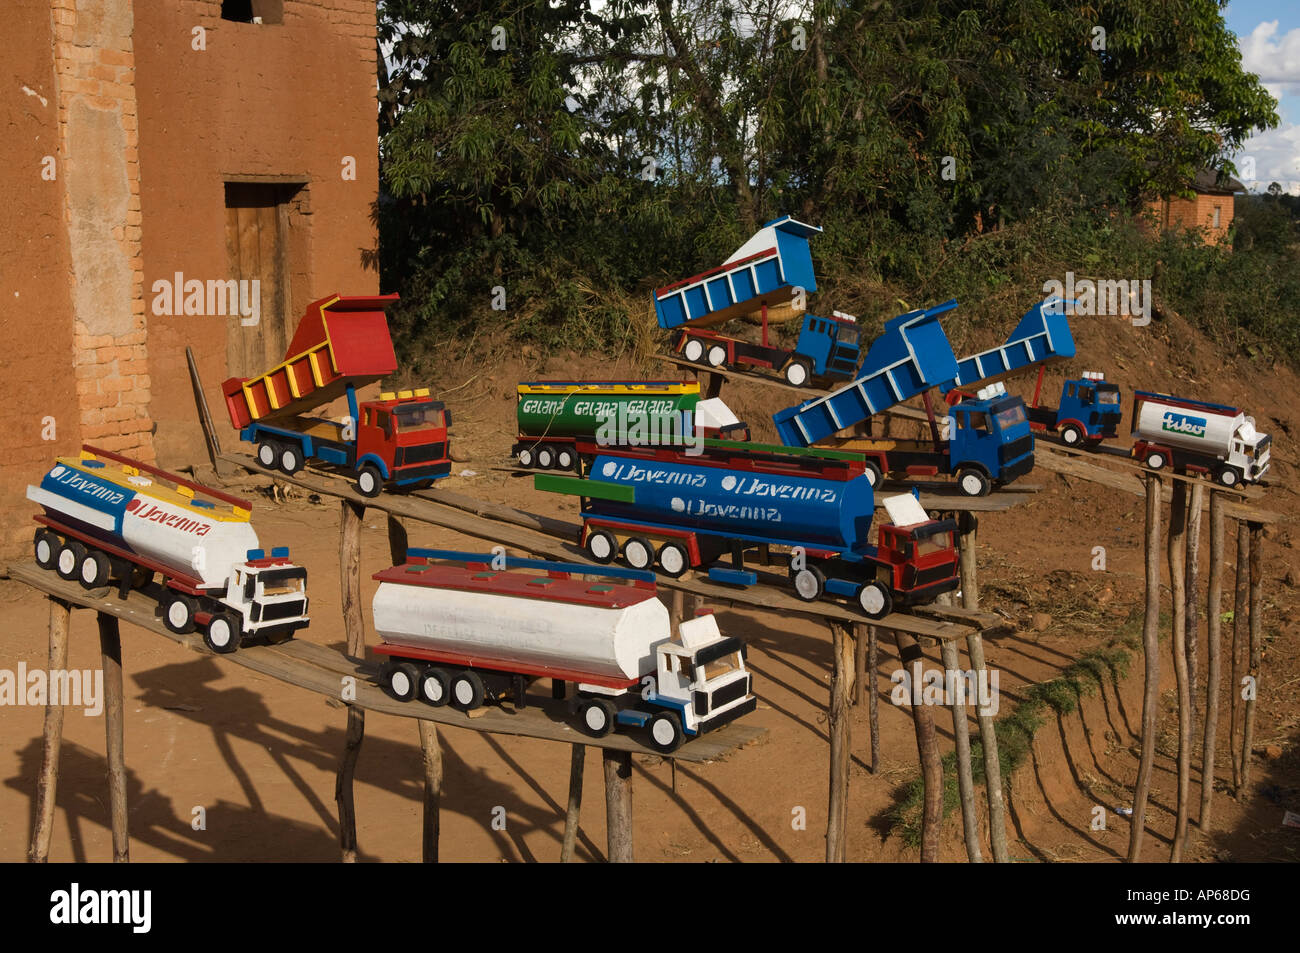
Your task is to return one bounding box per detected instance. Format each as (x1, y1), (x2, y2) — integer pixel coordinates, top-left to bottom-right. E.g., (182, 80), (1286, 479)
(224, 182), (295, 379)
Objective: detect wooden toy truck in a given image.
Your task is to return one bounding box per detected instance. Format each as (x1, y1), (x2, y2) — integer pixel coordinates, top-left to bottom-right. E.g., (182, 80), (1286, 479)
(370, 550), (756, 752)
(27, 446), (309, 654)
(223, 293), (452, 496)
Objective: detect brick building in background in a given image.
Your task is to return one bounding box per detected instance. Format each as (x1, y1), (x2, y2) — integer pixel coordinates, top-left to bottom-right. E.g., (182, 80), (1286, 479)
(1, 0), (380, 553)
(1144, 169), (1246, 246)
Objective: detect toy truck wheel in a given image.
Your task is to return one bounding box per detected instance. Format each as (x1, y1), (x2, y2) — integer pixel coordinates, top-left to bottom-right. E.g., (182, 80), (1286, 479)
(857, 581), (893, 620)
(648, 711), (684, 753)
(1215, 465), (1241, 488)
(355, 464), (383, 498)
(56, 541), (86, 581)
(419, 667), (451, 707)
(1144, 451), (1167, 471)
(706, 345), (728, 368)
(204, 612), (243, 654)
(1059, 424), (1083, 446)
(956, 467), (991, 497)
(536, 447), (555, 469)
(556, 447), (576, 471)
(791, 566), (826, 601)
(450, 671), (486, 711)
(622, 537), (654, 570)
(279, 444), (304, 474)
(34, 529), (60, 569)
(784, 359), (811, 387)
(656, 542), (689, 578)
(163, 593), (198, 634)
(578, 698), (617, 738)
(862, 461), (883, 487)
(683, 338), (705, 363)
(516, 447), (535, 468)
(78, 550), (111, 589)
(256, 440), (278, 468)
(383, 661), (421, 702)
(586, 530), (617, 564)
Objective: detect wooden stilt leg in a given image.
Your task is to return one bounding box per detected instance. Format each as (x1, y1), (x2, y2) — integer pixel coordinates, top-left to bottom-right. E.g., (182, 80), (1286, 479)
(826, 622), (854, 862)
(1185, 483), (1204, 714)
(1128, 473), (1162, 863)
(1168, 480), (1191, 862)
(853, 621), (867, 706)
(337, 499), (367, 862)
(30, 599), (71, 863)
(1240, 523), (1264, 799)
(418, 719), (442, 862)
(966, 631), (1008, 862)
(868, 625), (880, 774)
(561, 744), (585, 862)
(1199, 491), (1225, 834)
(958, 512), (979, 609)
(942, 638), (982, 863)
(1230, 522), (1249, 792)
(98, 612), (128, 863)
(602, 749), (633, 863)
(893, 630), (941, 862)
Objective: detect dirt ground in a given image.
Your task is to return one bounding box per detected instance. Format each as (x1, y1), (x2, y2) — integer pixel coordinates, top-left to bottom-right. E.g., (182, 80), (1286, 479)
(2, 308), (1298, 863)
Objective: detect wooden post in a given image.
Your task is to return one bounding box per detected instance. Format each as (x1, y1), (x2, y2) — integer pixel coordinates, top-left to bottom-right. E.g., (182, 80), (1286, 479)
(387, 513), (409, 565)
(98, 612), (128, 863)
(29, 599), (71, 863)
(337, 499), (366, 862)
(966, 631), (1008, 862)
(853, 621), (867, 706)
(1167, 480), (1191, 862)
(958, 512), (979, 609)
(941, 638), (983, 863)
(1127, 472), (1162, 863)
(1229, 523), (1249, 792)
(602, 749), (634, 862)
(670, 589), (684, 628)
(1240, 522), (1264, 799)
(1185, 482), (1204, 714)
(1199, 490), (1225, 833)
(893, 630), (942, 862)
(561, 744), (586, 862)
(703, 372), (723, 400)
(868, 625), (880, 773)
(826, 622), (855, 862)
(185, 345), (223, 472)
(417, 719), (442, 862)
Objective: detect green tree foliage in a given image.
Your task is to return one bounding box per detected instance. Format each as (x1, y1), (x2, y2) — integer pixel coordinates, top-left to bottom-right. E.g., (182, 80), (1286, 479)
(376, 0), (1280, 360)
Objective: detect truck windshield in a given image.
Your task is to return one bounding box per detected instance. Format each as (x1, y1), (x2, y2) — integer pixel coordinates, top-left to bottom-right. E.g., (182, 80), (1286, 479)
(699, 653), (743, 682)
(995, 405), (1026, 429)
(916, 534), (952, 557)
(1098, 390), (1120, 406)
(393, 403), (444, 433)
(835, 326), (860, 345)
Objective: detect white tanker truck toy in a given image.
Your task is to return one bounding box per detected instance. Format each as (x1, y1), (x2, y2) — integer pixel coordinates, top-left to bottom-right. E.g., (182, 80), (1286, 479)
(1130, 392), (1271, 487)
(371, 549), (756, 753)
(27, 446), (309, 654)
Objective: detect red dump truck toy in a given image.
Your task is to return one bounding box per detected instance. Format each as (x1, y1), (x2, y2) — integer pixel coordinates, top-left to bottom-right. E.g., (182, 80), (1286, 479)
(222, 293), (453, 496)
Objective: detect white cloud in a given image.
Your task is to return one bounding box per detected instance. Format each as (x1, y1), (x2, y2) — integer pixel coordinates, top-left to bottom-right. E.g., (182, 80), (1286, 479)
(1236, 21), (1300, 194)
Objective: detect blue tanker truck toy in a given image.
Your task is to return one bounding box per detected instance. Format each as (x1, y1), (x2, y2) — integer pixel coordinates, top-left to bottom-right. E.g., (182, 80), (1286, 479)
(533, 435), (960, 619)
(655, 216), (861, 387)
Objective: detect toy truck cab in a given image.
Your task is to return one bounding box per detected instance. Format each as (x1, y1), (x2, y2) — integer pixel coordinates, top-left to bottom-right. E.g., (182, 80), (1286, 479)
(211, 547), (310, 651)
(793, 311), (862, 383)
(947, 384), (1034, 495)
(353, 390), (453, 496)
(868, 494), (959, 613)
(1053, 371), (1121, 445)
(640, 614), (756, 751)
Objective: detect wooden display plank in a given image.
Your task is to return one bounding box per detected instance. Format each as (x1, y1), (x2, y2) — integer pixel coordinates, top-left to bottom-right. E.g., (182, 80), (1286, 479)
(219, 451), (999, 643)
(5, 563), (763, 764)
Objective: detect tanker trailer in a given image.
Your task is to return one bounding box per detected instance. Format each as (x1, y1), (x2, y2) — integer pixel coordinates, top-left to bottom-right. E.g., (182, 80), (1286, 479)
(533, 442), (959, 619)
(27, 446), (309, 654)
(513, 380), (747, 471)
(370, 550), (756, 752)
(1130, 391), (1271, 487)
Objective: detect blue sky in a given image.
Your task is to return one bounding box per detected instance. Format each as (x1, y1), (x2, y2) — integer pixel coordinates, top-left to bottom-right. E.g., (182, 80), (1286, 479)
(1224, 1), (1300, 192)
